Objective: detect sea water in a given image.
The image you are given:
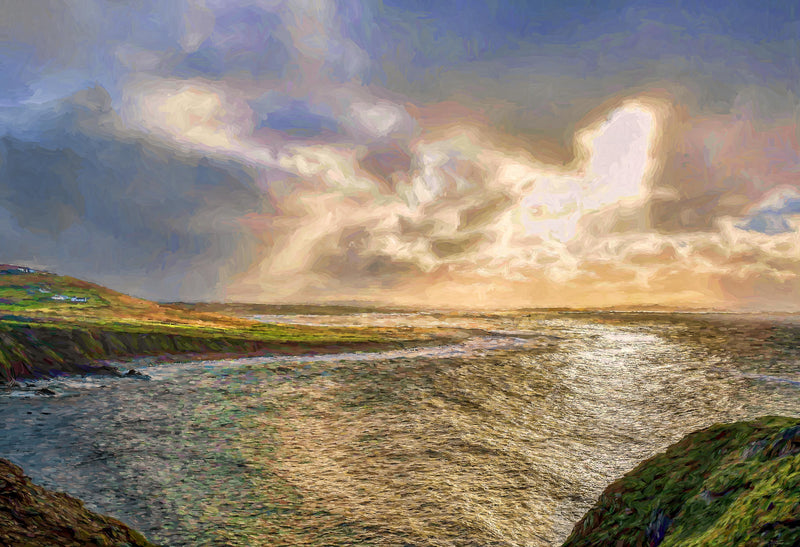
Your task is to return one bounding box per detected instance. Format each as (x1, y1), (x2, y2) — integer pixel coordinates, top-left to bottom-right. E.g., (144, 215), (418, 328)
(1, 311), (799, 546)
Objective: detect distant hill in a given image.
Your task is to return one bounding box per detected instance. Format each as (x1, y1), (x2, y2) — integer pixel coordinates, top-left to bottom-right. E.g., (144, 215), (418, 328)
(0, 267), (451, 381)
(175, 301), (418, 317)
(0, 267), (252, 326)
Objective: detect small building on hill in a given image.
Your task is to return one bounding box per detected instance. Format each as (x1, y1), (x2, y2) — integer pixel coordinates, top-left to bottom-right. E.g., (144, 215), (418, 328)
(0, 265), (36, 275)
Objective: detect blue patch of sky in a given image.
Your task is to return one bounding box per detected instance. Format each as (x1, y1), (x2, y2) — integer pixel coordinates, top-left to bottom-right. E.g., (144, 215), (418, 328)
(174, 7), (290, 79)
(351, 0), (799, 85)
(257, 101), (340, 138)
(741, 196), (800, 234)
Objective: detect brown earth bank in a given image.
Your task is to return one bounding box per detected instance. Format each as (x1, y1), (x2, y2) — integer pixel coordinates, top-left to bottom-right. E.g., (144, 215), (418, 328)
(0, 458), (158, 547)
(0, 320), (455, 382)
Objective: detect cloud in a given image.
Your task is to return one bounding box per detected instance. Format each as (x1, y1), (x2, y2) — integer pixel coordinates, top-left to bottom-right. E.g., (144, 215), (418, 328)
(180, 0), (215, 53)
(101, 69), (800, 309)
(346, 101), (413, 140)
(225, 87), (800, 310)
(220, 98), (662, 303)
(2, 0), (800, 309)
(0, 89), (265, 300)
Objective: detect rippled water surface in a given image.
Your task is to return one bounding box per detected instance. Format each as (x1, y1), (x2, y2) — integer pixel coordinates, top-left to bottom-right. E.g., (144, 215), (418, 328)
(1, 312), (799, 545)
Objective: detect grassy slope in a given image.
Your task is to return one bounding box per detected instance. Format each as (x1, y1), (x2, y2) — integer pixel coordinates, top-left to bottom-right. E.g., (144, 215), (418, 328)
(0, 271), (450, 381)
(0, 458), (158, 547)
(562, 416), (800, 546)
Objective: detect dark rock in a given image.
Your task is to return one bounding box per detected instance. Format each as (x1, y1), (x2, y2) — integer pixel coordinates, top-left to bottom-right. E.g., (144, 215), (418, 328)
(124, 369), (151, 380)
(764, 425), (800, 458)
(91, 364), (124, 377)
(35, 387), (56, 396)
(69, 363), (124, 378)
(646, 508), (672, 546)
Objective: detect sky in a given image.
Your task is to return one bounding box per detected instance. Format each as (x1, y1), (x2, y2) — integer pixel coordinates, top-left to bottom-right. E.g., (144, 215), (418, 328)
(1, 0), (799, 310)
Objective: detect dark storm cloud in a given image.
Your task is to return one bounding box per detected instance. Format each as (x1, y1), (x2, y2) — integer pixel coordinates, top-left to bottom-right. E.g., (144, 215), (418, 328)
(0, 87), (265, 300)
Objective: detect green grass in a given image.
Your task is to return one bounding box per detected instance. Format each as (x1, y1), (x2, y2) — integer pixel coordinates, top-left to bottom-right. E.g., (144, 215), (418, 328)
(562, 416), (800, 546)
(0, 276), (108, 311)
(0, 271), (449, 381)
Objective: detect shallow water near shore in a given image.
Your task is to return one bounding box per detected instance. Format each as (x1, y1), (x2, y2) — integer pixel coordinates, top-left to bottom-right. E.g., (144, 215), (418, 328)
(1, 311), (799, 546)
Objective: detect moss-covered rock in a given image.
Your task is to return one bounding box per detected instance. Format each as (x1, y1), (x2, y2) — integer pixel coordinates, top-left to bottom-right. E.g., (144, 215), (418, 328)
(0, 458), (158, 546)
(562, 416), (800, 546)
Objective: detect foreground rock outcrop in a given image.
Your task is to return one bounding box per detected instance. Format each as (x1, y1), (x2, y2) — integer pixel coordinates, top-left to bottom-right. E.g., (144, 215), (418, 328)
(562, 416), (800, 546)
(0, 458), (157, 546)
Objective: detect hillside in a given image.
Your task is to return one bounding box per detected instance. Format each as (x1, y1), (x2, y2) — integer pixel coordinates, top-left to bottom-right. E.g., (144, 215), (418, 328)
(562, 416), (800, 546)
(0, 267), (453, 381)
(0, 266), (280, 326)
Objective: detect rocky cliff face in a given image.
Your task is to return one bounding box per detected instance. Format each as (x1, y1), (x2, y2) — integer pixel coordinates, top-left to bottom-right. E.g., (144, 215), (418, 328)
(562, 416), (800, 546)
(0, 458), (157, 546)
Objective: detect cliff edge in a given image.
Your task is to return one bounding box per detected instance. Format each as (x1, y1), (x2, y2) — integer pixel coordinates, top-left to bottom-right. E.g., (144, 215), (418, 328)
(0, 458), (158, 546)
(562, 416), (800, 546)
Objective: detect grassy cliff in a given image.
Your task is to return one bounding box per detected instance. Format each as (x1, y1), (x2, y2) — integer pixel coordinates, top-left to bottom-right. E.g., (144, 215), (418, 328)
(562, 416), (800, 546)
(0, 269), (450, 381)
